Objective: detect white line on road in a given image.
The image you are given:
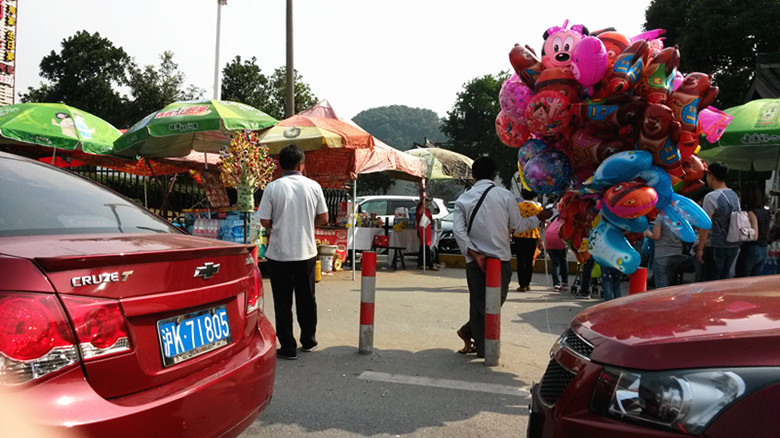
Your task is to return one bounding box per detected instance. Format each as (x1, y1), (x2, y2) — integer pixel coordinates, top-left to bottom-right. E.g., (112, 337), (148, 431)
(358, 371), (531, 397)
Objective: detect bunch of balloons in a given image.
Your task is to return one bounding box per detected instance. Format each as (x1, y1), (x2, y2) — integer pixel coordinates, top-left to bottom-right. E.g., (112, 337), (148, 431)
(495, 20), (734, 274)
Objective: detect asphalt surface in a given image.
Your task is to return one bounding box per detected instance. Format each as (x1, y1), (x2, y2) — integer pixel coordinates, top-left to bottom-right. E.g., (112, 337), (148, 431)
(241, 258), (606, 437)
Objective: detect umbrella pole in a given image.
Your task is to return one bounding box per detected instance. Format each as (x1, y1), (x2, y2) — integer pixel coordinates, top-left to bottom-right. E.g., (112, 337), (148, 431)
(352, 180), (356, 281)
(51, 147), (57, 165)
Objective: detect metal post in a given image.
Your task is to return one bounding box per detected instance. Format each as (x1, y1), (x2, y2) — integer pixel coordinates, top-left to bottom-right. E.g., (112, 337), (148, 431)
(484, 258), (501, 366)
(213, 0), (226, 100)
(359, 251), (376, 354)
(285, 0), (295, 117)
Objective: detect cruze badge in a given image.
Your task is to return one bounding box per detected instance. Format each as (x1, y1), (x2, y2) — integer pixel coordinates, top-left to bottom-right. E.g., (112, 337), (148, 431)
(71, 271), (134, 288)
(194, 262), (220, 280)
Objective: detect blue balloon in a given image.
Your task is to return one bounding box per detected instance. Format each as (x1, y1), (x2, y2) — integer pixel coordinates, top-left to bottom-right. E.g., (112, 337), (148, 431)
(668, 193), (711, 230)
(588, 218), (641, 274)
(659, 205), (697, 243)
(587, 150), (653, 189)
(601, 207), (650, 233)
(636, 166), (673, 210)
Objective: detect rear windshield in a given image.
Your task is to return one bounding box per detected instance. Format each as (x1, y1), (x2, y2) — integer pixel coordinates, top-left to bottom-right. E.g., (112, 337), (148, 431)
(0, 155), (177, 237)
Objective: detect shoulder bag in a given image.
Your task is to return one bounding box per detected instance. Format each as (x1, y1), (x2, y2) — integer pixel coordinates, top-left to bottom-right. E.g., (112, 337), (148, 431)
(719, 191), (755, 243)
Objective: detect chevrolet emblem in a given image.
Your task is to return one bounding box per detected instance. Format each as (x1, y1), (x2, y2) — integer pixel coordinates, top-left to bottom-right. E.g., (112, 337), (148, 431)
(194, 262), (220, 280)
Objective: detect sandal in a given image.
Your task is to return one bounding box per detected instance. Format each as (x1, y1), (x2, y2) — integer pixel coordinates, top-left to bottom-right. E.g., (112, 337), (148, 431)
(457, 342), (477, 354)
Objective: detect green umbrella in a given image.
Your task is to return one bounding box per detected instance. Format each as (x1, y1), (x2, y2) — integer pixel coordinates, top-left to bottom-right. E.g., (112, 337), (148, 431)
(113, 100), (277, 158)
(0, 102), (121, 155)
(406, 147), (473, 180)
(698, 98), (780, 172)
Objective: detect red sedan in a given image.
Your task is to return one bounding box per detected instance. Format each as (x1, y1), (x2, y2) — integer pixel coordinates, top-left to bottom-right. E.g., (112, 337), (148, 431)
(528, 275), (780, 437)
(0, 151), (276, 437)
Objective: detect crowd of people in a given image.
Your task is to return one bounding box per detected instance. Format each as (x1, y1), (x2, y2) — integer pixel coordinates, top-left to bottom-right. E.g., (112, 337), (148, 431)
(257, 148), (777, 363)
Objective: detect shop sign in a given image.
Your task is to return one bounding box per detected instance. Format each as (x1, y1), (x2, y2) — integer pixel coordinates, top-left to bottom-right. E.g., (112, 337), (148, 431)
(0, 0), (17, 105)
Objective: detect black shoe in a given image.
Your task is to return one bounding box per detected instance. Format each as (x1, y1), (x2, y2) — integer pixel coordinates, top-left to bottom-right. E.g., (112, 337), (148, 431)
(575, 293), (590, 299)
(277, 349), (298, 360)
(301, 342), (319, 352)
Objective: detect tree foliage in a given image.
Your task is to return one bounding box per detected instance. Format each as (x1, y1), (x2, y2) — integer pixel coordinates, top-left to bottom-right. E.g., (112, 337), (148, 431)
(220, 55), (268, 110)
(440, 72), (516, 188)
(125, 51), (205, 125)
(264, 67), (319, 119)
(645, 0), (780, 108)
(352, 105), (445, 151)
(20, 30), (130, 127)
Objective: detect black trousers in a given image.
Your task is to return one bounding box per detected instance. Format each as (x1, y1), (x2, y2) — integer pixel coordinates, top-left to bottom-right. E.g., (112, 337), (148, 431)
(459, 260), (512, 356)
(267, 257), (318, 353)
(417, 244), (434, 268)
(512, 237), (538, 287)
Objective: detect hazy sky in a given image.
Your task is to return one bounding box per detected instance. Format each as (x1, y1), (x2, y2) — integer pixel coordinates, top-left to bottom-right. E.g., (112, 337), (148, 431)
(16, 0), (653, 121)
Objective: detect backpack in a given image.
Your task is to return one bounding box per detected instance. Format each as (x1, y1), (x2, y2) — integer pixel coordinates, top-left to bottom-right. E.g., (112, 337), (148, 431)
(719, 191), (755, 243)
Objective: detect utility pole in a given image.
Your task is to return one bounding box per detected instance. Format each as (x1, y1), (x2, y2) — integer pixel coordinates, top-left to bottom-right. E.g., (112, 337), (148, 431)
(213, 0), (227, 100)
(285, 0), (295, 117)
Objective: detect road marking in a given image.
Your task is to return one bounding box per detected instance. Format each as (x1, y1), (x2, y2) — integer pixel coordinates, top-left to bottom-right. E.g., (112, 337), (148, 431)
(358, 371), (530, 397)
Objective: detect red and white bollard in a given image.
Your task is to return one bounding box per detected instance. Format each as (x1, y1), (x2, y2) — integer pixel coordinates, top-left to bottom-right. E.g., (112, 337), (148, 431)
(484, 258), (501, 366)
(359, 251), (377, 354)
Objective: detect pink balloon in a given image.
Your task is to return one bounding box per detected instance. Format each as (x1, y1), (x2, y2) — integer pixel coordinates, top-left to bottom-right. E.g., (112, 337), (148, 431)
(699, 106), (734, 143)
(499, 74), (534, 122)
(570, 36), (608, 92)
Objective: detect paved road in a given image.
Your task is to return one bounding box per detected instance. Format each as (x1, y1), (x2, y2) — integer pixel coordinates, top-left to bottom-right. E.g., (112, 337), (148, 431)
(241, 261), (604, 437)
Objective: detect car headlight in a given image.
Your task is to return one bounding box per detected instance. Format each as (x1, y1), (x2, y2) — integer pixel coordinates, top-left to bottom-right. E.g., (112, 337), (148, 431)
(591, 366), (779, 435)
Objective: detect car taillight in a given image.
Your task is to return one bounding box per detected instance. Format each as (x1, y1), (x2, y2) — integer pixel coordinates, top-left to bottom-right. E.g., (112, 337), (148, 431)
(60, 296), (132, 360)
(0, 293), (79, 385)
(246, 266), (263, 314)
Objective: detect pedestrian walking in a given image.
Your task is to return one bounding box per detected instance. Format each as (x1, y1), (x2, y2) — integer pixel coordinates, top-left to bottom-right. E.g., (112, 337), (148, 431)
(544, 214), (569, 292)
(696, 162), (740, 281)
(416, 197), (438, 271)
(512, 189), (542, 291)
(257, 144), (329, 360)
(452, 157), (552, 357)
(644, 211), (687, 288)
(736, 182), (771, 277)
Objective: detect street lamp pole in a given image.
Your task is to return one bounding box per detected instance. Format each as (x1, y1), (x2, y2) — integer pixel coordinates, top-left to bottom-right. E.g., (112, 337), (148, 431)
(285, 0), (295, 117)
(213, 0), (227, 100)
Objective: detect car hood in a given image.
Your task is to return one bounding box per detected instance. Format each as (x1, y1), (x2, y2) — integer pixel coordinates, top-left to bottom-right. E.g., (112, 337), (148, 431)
(572, 276), (780, 370)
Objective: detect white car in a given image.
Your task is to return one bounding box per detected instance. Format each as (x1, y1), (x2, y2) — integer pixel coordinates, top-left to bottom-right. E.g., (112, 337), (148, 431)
(356, 195), (448, 227)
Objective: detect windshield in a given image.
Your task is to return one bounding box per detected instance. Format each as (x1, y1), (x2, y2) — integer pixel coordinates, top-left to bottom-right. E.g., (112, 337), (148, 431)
(0, 155), (178, 237)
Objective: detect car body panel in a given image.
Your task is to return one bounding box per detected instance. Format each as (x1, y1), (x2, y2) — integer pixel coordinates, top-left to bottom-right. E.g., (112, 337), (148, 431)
(529, 275), (780, 437)
(356, 195), (449, 226)
(0, 151), (275, 436)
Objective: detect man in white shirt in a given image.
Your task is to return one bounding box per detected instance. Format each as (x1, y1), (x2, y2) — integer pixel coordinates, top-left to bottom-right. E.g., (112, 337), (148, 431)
(453, 157), (552, 358)
(258, 144), (329, 360)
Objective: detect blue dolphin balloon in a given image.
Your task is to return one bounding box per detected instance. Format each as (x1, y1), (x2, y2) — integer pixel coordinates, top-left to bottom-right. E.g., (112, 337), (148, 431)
(601, 206), (650, 233)
(586, 150), (653, 189)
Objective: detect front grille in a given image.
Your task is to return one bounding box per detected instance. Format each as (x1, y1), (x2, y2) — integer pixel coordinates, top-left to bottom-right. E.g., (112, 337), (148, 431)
(538, 358), (577, 406)
(561, 328), (594, 358)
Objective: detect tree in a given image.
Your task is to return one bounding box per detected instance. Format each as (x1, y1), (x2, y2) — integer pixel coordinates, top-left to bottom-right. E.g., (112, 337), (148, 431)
(20, 30), (130, 127)
(220, 55), (268, 110)
(125, 51), (205, 127)
(441, 72), (517, 187)
(353, 105), (445, 151)
(645, 0), (780, 108)
(263, 67), (318, 119)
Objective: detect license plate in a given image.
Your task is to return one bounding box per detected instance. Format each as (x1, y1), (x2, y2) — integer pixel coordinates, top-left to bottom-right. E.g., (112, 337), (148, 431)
(156, 305), (232, 367)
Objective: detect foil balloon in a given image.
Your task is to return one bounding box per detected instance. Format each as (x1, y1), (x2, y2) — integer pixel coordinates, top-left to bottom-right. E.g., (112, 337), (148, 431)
(636, 46), (680, 105)
(495, 111), (531, 147)
(602, 181), (658, 219)
(588, 150), (653, 189)
(570, 36), (608, 94)
(517, 138), (548, 169)
(541, 19), (588, 69)
(588, 217), (641, 274)
(698, 106), (733, 143)
(523, 149), (571, 194)
(596, 31), (631, 68)
(499, 74), (534, 122)
(534, 68), (582, 100)
(509, 43), (544, 89)
(525, 90), (572, 137)
(595, 39), (648, 98)
(601, 207), (650, 233)
(668, 193), (711, 231)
